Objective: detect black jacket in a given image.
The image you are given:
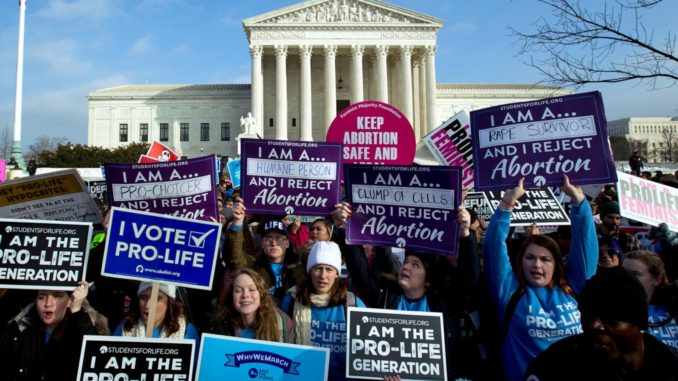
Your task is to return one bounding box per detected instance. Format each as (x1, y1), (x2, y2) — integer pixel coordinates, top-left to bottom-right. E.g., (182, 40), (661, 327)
(0, 304), (96, 381)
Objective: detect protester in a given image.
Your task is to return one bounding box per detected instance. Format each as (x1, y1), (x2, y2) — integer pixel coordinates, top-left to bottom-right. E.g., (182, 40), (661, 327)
(483, 175), (598, 381)
(596, 201), (640, 254)
(524, 266), (678, 380)
(338, 204), (481, 380)
(622, 250), (678, 351)
(209, 268), (295, 343)
(282, 241), (366, 381)
(114, 282), (199, 340)
(284, 215), (310, 251)
(228, 198), (306, 306)
(26, 156), (37, 176)
(598, 239), (623, 269)
(0, 282), (100, 381)
(628, 150), (644, 176)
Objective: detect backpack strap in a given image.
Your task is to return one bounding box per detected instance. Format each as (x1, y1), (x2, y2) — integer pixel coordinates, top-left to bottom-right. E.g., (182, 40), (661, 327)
(502, 289), (523, 339)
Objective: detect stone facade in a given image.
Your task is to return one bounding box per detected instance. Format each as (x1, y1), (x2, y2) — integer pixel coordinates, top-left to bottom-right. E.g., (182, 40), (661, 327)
(87, 0), (571, 158)
(608, 117), (678, 163)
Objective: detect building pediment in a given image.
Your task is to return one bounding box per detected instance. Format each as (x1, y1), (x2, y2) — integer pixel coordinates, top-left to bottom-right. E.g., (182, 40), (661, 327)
(244, 0), (443, 28)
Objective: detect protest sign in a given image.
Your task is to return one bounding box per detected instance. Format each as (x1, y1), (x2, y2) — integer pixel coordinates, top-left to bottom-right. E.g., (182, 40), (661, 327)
(227, 158), (241, 188)
(423, 111), (474, 190)
(0, 169), (103, 225)
(0, 159), (6, 182)
(470, 91), (617, 191)
(105, 155), (219, 221)
(326, 100), (416, 166)
(0, 218), (92, 290)
(103, 207), (221, 290)
(463, 192), (493, 223)
(85, 180), (107, 203)
(617, 171), (678, 231)
(346, 307), (446, 380)
(241, 139), (342, 216)
(138, 154), (161, 164)
(145, 141), (179, 162)
(77, 336), (194, 381)
(482, 188), (570, 226)
(196, 333), (329, 381)
(344, 164), (460, 256)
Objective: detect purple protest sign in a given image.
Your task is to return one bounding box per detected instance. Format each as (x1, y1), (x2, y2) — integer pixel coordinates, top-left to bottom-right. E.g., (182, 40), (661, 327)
(470, 91), (617, 191)
(241, 139), (342, 216)
(104, 155), (219, 221)
(344, 164), (461, 256)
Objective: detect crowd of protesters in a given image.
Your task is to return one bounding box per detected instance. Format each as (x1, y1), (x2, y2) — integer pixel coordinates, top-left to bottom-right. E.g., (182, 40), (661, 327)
(1, 166), (678, 381)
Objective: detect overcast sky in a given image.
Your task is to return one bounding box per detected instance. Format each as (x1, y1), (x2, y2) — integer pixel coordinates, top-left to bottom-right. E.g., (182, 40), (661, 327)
(1, 0), (676, 150)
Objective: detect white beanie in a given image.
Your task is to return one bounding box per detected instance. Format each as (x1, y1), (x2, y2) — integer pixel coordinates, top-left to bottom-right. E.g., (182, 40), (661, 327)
(137, 282), (176, 299)
(306, 241), (342, 274)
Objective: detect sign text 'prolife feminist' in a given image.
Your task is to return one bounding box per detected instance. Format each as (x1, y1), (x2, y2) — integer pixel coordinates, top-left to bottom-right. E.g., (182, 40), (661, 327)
(344, 165), (460, 256)
(470, 91), (617, 190)
(0, 218), (92, 290)
(423, 110), (474, 190)
(617, 171), (678, 231)
(347, 307), (447, 380)
(326, 101), (415, 166)
(103, 207), (221, 290)
(105, 155), (219, 221)
(241, 139), (342, 216)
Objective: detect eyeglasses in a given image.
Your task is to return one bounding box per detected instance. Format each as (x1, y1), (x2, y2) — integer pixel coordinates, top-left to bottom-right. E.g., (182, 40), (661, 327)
(262, 236), (287, 244)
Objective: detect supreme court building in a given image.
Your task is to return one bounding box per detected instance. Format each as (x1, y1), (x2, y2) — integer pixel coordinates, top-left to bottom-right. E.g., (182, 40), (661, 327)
(87, 0), (569, 158)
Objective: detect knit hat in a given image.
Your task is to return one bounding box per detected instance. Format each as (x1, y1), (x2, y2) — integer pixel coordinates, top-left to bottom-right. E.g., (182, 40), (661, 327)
(578, 267), (648, 330)
(306, 241), (342, 274)
(599, 201), (620, 218)
(137, 282), (176, 299)
(261, 220), (288, 236)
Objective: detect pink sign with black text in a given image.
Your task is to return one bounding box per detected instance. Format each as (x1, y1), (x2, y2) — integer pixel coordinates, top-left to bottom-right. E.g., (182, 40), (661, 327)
(326, 101), (416, 166)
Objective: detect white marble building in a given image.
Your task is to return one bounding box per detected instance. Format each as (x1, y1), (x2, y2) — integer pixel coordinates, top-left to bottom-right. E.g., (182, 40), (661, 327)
(87, 0), (570, 158)
(608, 117), (678, 163)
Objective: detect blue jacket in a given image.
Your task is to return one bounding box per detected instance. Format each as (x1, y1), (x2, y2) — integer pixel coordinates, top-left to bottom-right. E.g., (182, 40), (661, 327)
(483, 200), (597, 381)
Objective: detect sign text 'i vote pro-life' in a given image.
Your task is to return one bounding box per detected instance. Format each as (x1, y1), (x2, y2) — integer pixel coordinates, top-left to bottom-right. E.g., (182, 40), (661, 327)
(470, 91), (617, 190)
(103, 207), (221, 290)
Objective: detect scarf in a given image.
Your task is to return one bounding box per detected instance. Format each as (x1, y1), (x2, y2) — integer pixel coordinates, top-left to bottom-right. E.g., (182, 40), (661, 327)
(122, 316), (187, 339)
(290, 287), (330, 345)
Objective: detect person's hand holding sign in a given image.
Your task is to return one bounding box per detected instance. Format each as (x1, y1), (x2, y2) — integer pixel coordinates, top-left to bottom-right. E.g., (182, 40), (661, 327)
(499, 177), (525, 211)
(560, 174), (584, 205)
(332, 202), (352, 229)
(231, 197), (247, 227)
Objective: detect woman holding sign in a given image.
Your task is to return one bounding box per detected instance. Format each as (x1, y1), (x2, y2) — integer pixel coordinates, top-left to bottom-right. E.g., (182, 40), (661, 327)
(114, 282), (199, 340)
(483, 175), (597, 381)
(336, 204), (481, 380)
(209, 268), (296, 343)
(281, 241), (367, 381)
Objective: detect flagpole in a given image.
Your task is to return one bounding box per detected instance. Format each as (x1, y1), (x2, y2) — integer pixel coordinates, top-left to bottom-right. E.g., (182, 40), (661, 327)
(11, 0), (27, 170)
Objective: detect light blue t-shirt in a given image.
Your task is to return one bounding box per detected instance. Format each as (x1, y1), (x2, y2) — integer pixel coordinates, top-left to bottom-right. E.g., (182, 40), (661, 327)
(237, 327), (256, 339)
(396, 295), (430, 312)
(648, 304), (678, 350)
(268, 263), (284, 295)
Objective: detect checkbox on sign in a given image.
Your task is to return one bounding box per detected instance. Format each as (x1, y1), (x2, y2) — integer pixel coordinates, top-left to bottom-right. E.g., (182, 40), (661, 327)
(188, 229), (214, 248)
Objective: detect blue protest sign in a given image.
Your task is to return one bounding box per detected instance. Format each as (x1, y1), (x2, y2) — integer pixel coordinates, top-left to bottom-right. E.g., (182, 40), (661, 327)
(227, 158), (241, 188)
(196, 333), (329, 381)
(102, 207), (221, 290)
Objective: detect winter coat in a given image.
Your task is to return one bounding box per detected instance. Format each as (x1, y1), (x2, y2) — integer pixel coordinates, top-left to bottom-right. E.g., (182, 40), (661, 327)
(0, 303), (98, 381)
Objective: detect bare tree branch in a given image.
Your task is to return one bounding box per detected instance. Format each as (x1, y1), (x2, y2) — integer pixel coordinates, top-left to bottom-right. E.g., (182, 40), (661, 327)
(512, 0), (677, 89)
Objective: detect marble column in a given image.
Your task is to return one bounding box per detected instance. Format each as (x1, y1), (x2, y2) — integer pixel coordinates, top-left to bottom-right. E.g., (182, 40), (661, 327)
(375, 45), (389, 103)
(425, 45), (437, 133)
(418, 53), (427, 136)
(350, 45), (364, 104)
(274, 45), (288, 140)
(412, 57), (421, 141)
(400, 45), (414, 123)
(299, 45), (313, 141)
(324, 45), (337, 134)
(249, 44), (264, 137)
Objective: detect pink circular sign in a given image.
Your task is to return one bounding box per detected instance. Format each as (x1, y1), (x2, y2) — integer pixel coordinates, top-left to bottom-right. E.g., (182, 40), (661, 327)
(326, 101), (416, 165)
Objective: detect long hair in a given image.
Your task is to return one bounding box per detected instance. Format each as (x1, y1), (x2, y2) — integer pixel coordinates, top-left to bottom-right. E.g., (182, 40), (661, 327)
(311, 218), (333, 240)
(298, 267), (347, 307)
(213, 268), (281, 342)
(123, 292), (185, 336)
(622, 250), (671, 305)
(514, 234), (573, 295)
